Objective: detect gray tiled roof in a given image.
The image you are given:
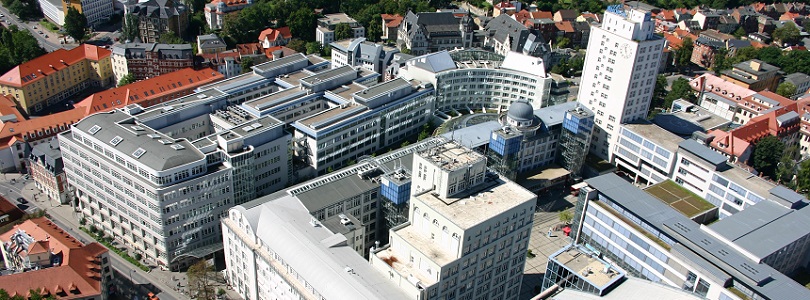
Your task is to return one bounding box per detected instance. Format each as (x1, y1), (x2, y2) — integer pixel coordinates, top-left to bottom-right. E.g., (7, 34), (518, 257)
(678, 139), (726, 166)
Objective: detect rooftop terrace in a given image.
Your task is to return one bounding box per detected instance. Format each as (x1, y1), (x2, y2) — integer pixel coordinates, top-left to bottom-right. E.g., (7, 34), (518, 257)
(645, 180), (715, 218)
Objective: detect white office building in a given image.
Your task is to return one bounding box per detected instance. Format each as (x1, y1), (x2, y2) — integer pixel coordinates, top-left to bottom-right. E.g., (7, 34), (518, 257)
(577, 5), (665, 159)
(316, 13), (365, 46)
(59, 89), (291, 270)
(330, 37), (400, 76)
(370, 141), (537, 300)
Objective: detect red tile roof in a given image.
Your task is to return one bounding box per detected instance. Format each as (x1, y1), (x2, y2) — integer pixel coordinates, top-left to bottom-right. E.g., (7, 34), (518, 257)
(264, 46), (298, 60)
(236, 43), (264, 56)
(555, 21), (575, 33)
(0, 45), (111, 88)
(0, 218), (107, 299)
(0, 94), (24, 122)
(381, 14), (403, 28)
(532, 11), (553, 19)
(75, 67), (224, 115)
(0, 196), (25, 227)
(258, 27), (292, 43)
(210, 0), (249, 7)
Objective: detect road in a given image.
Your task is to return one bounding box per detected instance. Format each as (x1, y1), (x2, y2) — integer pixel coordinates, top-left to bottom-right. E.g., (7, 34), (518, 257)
(0, 7), (67, 52)
(0, 174), (185, 300)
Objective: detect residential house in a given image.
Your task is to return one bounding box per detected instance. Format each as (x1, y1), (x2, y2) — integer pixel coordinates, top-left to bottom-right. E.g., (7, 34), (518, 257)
(380, 14), (403, 41)
(127, 0), (188, 43)
(204, 0), (255, 30)
(316, 13), (365, 46)
(111, 42), (195, 83)
(397, 11), (465, 56)
(28, 139), (70, 205)
(553, 9), (578, 22)
(484, 14), (548, 57)
(258, 27), (292, 48)
(784, 72), (810, 99)
(197, 34), (227, 55)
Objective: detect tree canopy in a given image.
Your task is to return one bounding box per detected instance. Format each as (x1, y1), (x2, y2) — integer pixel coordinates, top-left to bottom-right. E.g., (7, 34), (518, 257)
(776, 82), (797, 98)
(675, 37), (694, 70)
(122, 14), (140, 42)
(0, 26), (47, 75)
(1, 0), (42, 20)
(666, 77), (696, 104)
(64, 7), (87, 43)
(188, 261), (217, 300)
(772, 22), (801, 46)
(727, 46), (810, 76)
(334, 23), (353, 41)
(240, 56), (254, 74)
(118, 74), (135, 87)
(752, 136), (785, 180)
(157, 31), (184, 44)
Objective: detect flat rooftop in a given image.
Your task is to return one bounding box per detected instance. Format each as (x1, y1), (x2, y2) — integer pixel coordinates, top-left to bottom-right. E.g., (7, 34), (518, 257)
(645, 180), (715, 218)
(717, 164), (774, 202)
(377, 226), (453, 284)
(553, 277), (701, 300)
(623, 122), (685, 152)
(278, 70), (311, 86)
(331, 83), (366, 100)
(413, 175), (536, 229)
(419, 142), (485, 172)
(552, 246), (623, 288)
(297, 103), (366, 130)
(243, 87), (306, 111)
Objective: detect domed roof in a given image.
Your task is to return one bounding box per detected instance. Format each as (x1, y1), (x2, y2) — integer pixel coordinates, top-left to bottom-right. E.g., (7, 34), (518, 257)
(507, 101), (534, 122)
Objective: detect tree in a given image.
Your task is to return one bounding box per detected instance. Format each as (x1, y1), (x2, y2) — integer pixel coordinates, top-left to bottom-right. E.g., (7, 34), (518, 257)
(158, 31), (184, 44)
(334, 23), (353, 41)
(122, 14), (140, 42)
(757, 46), (782, 65)
(651, 74), (668, 110)
(558, 210), (573, 225)
(797, 160), (810, 195)
(712, 48), (731, 74)
(286, 39), (306, 53)
(665, 78), (696, 105)
(118, 74), (135, 87)
(240, 56), (254, 74)
(772, 22), (801, 46)
(732, 26), (746, 39)
(287, 7), (317, 41)
(188, 260), (216, 300)
(305, 41), (321, 55)
(64, 7), (87, 42)
(730, 46), (758, 65)
(0, 26), (46, 74)
(366, 15), (383, 42)
(776, 82), (797, 98)
(776, 146), (799, 188)
(555, 36), (571, 49)
(675, 37), (694, 69)
(417, 124), (431, 141)
(752, 136), (785, 180)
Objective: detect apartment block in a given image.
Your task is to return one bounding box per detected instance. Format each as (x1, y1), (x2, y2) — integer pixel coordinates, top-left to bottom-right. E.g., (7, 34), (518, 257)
(39, 0), (114, 27)
(570, 173), (810, 300)
(370, 141), (537, 300)
(397, 12), (467, 56)
(577, 5), (665, 160)
(111, 42), (195, 83)
(316, 13), (365, 46)
(204, 0), (255, 30)
(720, 59), (781, 92)
(59, 89), (291, 270)
(0, 45), (113, 115)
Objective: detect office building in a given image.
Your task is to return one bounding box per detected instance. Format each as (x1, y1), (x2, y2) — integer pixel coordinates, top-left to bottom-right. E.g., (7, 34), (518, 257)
(221, 139), (444, 300)
(127, 0), (189, 43)
(570, 173), (810, 300)
(370, 141), (537, 300)
(204, 0), (255, 30)
(0, 217), (111, 299)
(59, 89), (291, 270)
(330, 37), (400, 75)
(397, 49), (553, 113)
(111, 42), (195, 83)
(576, 5), (665, 160)
(39, 0), (114, 27)
(28, 139), (70, 205)
(316, 13), (365, 46)
(0, 45), (113, 115)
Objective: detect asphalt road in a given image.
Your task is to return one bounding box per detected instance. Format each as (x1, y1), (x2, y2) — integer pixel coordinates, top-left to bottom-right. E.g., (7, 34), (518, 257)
(0, 175), (182, 300)
(0, 8), (66, 52)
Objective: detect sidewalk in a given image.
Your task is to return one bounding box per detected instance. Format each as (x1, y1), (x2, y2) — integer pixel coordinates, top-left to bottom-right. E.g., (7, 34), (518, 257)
(2, 173), (187, 300)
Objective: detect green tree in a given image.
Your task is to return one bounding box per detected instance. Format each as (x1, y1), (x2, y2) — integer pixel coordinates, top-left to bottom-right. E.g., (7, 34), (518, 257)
(558, 210), (573, 225)
(752, 136), (785, 179)
(555, 36), (571, 49)
(188, 260), (216, 300)
(757, 46), (782, 66)
(712, 48), (731, 75)
(240, 56), (254, 74)
(797, 160), (810, 195)
(651, 74), (668, 110)
(665, 78), (696, 104)
(366, 15), (383, 42)
(676, 37), (694, 70)
(157, 31), (184, 44)
(287, 7), (317, 41)
(122, 14), (140, 42)
(286, 39), (306, 53)
(730, 46), (758, 65)
(776, 82), (797, 98)
(777, 50), (810, 75)
(305, 41), (321, 55)
(776, 146), (799, 188)
(118, 74), (135, 87)
(64, 6), (87, 42)
(417, 124), (431, 141)
(772, 22), (801, 46)
(334, 23), (353, 41)
(732, 26), (746, 39)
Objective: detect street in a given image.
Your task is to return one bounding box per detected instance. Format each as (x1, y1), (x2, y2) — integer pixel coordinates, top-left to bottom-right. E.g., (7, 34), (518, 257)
(0, 173), (186, 300)
(0, 7), (66, 52)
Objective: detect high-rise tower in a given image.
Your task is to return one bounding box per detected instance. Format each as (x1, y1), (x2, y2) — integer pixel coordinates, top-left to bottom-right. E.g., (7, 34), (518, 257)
(576, 5), (665, 159)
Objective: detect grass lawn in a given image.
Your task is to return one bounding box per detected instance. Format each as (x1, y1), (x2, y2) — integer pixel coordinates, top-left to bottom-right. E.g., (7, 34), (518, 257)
(646, 180), (716, 217)
(38, 19), (60, 33)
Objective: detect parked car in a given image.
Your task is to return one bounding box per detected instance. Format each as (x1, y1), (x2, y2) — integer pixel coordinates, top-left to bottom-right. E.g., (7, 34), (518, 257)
(38, 30), (43, 34)
(16, 198), (27, 204)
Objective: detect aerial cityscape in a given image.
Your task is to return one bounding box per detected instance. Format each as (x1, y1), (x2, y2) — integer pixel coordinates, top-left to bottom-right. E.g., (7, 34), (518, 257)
(0, 0), (810, 299)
